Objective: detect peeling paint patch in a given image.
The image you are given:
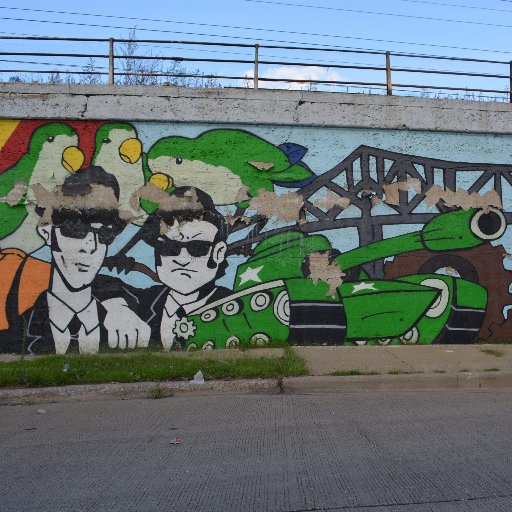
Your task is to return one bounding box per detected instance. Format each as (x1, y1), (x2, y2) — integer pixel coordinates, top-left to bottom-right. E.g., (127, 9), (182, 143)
(235, 185), (250, 203)
(247, 189), (304, 223)
(33, 183), (122, 225)
(225, 213), (251, 226)
(444, 266), (458, 277)
(306, 251), (346, 297)
(0, 181), (28, 206)
(425, 184), (502, 211)
(383, 178), (422, 206)
(131, 183), (204, 215)
(248, 161), (274, 171)
(313, 190), (351, 210)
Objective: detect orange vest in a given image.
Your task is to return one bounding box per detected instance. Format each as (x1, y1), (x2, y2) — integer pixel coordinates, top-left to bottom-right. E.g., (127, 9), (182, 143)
(0, 248), (51, 330)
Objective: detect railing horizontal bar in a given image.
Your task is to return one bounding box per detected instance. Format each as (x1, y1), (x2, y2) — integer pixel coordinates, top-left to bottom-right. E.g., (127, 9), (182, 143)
(112, 54), (388, 71)
(389, 51), (508, 66)
(257, 77), (387, 86)
(259, 60), (385, 71)
(114, 39), (257, 48)
(258, 44), (385, 56)
(116, 55), (255, 64)
(391, 67), (509, 79)
(0, 52), (109, 59)
(0, 58), (104, 69)
(0, 35), (109, 42)
(0, 69), (106, 75)
(113, 72), (243, 79)
(392, 83), (508, 94)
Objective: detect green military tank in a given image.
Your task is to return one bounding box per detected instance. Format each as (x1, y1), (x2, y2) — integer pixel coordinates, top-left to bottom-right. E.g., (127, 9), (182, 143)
(170, 207), (506, 349)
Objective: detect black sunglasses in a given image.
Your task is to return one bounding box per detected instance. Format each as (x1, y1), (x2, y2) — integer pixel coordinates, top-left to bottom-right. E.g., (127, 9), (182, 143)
(58, 218), (123, 245)
(52, 208), (125, 245)
(156, 238), (214, 257)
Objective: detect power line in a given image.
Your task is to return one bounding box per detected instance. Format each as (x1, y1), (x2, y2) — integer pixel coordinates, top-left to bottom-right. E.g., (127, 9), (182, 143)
(0, 58), (99, 69)
(396, 0), (512, 13)
(0, 11), (511, 59)
(244, 0), (512, 29)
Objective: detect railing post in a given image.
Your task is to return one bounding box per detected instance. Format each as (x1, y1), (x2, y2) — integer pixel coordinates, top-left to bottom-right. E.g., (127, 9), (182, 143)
(386, 51), (392, 96)
(108, 38), (115, 85)
(510, 61), (512, 103)
(254, 44), (259, 90)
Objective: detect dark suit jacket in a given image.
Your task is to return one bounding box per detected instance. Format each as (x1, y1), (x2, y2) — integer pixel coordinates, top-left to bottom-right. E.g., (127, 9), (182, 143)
(132, 283), (231, 348)
(0, 291), (109, 355)
(88, 274), (232, 349)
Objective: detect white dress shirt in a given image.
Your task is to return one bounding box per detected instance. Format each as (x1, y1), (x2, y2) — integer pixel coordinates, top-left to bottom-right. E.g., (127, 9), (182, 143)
(47, 292), (101, 354)
(160, 288), (217, 350)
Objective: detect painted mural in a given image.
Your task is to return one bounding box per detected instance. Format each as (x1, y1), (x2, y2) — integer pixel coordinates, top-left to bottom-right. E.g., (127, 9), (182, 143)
(0, 119), (511, 354)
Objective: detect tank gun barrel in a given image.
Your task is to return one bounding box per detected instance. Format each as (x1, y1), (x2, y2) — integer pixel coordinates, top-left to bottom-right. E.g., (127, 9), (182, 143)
(335, 207), (506, 271)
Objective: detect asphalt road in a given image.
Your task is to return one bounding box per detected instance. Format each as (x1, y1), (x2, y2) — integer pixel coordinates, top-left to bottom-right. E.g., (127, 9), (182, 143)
(1, 391), (512, 512)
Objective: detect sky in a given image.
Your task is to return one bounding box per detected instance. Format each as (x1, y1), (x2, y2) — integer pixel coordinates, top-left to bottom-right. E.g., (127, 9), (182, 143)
(0, 0), (511, 96)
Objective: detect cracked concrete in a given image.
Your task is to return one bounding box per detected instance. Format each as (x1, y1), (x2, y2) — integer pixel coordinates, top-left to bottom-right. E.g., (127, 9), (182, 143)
(4, 83), (512, 132)
(2, 390), (512, 511)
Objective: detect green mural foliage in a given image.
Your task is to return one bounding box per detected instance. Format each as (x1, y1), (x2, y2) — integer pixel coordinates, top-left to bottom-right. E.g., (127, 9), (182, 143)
(146, 129), (315, 205)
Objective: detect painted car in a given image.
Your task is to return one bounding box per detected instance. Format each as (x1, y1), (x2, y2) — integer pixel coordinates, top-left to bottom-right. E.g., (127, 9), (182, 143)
(172, 207), (505, 350)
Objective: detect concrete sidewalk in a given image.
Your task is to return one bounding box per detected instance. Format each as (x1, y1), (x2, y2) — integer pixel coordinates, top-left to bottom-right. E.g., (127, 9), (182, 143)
(295, 343), (512, 376)
(2, 344), (512, 404)
(286, 344), (512, 393)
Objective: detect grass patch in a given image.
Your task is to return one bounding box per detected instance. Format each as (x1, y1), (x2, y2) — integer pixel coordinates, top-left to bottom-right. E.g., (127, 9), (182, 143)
(328, 369), (380, 376)
(433, 369), (446, 373)
(148, 386), (167, 399)
(387, 369), (423, 375)
(459, 368), (471, 373)
(480, 348), (505, 358)
(0, 347), (308, 388)
(483, 367), (500, 372)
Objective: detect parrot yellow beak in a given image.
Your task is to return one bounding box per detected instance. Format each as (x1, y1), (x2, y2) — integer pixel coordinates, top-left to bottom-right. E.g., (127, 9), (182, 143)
(62, 146), (85, 173)
(149, 173), (173, 191)
(119, 138), (142, 164)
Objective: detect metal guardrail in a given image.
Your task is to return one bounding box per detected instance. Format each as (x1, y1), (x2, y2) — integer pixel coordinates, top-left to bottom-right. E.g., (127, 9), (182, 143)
(0, 36), (511, 101)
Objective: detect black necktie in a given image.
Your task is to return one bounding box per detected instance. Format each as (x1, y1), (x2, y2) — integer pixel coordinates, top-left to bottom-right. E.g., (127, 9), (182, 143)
(173, 307), (187, 350)
(67, 314), (82, 354)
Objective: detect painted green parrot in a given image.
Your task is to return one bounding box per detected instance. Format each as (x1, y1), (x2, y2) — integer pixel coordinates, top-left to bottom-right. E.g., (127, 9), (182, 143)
(91, 123), (144, 218)
(0, 123), (84, 252)
(145, 129), (315, 206)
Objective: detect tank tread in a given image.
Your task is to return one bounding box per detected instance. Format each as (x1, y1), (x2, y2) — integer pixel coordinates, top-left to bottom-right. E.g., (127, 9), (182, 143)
(288, 301), (347, 345)
(437, 305), (486, 344)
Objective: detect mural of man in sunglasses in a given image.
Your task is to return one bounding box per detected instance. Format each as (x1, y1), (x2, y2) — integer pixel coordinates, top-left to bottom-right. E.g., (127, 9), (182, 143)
(136, 186), (231, 350)
(0, 166), (150, 354)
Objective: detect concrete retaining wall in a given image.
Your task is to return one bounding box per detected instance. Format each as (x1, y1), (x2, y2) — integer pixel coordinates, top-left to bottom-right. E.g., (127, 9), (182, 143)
(1, 83), (512, 354)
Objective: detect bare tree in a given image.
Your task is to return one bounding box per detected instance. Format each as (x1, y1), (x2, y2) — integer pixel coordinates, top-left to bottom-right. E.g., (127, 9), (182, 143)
(117, 29), (221, 88)
(47, 72), (63, 84)
(80, 57), (101, 85)
(118, 29), (162, 86)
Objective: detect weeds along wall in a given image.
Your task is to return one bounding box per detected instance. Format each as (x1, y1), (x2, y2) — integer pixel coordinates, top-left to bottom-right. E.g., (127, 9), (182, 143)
(0, 83), (512, 354)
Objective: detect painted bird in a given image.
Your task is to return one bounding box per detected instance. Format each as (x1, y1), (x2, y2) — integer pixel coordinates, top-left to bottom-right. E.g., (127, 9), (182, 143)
(0, 123), (84, 252)
(145, 129), (315, 205)
(91, 122), (144, 219)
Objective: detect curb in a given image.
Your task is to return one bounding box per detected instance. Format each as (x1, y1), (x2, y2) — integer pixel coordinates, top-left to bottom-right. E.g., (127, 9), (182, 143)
(3, 372), (512, 405)
(0, 379), (280, 405)
(283, 372), (512, 393)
